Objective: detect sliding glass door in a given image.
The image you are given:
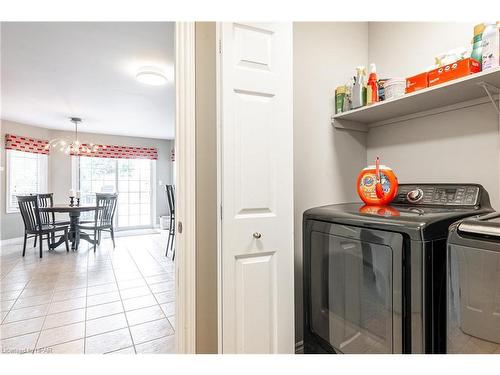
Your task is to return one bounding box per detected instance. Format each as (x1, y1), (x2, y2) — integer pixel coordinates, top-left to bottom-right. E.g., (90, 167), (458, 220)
(76, 156), (154, 229)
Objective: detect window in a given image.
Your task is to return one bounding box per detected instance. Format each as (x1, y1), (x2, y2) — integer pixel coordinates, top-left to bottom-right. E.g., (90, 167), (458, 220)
(75, 156), (154, 229)
(6, 150), (48, 213)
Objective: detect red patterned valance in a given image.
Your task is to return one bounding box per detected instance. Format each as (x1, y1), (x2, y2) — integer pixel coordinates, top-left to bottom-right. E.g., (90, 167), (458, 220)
(71, 144), (158, 160)
(5, 134), (49, 155)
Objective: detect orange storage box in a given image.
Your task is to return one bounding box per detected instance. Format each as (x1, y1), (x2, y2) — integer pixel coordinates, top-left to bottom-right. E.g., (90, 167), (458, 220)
(406, 72), (429, 93)
(428, 58), (481, 87)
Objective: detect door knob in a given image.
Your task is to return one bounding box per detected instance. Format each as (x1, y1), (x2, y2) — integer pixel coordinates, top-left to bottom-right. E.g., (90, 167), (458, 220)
(253, 232), (262, 239)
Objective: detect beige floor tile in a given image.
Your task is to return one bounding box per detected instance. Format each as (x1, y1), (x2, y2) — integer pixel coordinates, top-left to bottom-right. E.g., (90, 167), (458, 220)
(1, 299), (16, 312)
(0, 332), (39, 354)
(45, 338), (85, 354)
(54, 280), (87, 291)
(135, 335), (175, 354)
(160, 302), (175, 317)
(4, 303), (49, 323)
(47, 296), (86, 315)
(118, 278), (147, 290)
(86, 300), (124, 320)
(87, 291), (121, 307)
(19, 286), (54, 298)
(1, 281), (28, 292)
(85, 328), (133, 354)
(167, 316), (175, 330)
(87, 282), (118, 296)
(154, 290), (175, 304)
(114, 272), (142, 282)
(123, 294), (157, 312)
(43, 308), (86, 330)
(13, 293), (52, 310)
(87, 276), (116, 287)
(0, 289), (22, 302)
(126, 305), (165, 326)
(86, 313), (128, 337)
(145, 273), (173, 285)
(120, 286), (152, 300)
(52, 288), (86, 302)
(36, 321), (85, 349)
(105, 346), (136, 354)
(0, 316), (44, 339)
(129, 318), (174, 345)
(148, 281), (174, 294)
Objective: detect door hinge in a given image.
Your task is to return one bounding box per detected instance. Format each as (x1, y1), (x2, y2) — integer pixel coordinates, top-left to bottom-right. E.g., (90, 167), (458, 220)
(220, 204), (223, 221)
(218, 39), (222, 54)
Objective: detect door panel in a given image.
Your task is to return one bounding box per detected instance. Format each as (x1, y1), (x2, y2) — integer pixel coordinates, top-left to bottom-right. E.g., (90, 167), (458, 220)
(220, 22), (293, 353)
(235, 252), (278, 353)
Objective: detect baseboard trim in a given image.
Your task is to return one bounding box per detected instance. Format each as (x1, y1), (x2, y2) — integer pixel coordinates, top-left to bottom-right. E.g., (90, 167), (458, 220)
(1, 236), (24, 246)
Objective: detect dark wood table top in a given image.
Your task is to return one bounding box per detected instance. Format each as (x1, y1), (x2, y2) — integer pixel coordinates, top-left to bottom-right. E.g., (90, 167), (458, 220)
(39, 204), (101, 213)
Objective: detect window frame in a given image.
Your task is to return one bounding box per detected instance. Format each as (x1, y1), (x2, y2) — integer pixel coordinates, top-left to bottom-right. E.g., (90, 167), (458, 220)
(6, 149), (49, 214)
(72, 155), (156, 230)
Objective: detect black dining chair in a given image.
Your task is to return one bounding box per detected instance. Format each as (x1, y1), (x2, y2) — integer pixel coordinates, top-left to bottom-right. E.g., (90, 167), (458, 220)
(76, 193), (118, 252)
(17, 195), (70, 258)
(33, 193), (70, 247)
(165, 185), (175, 260)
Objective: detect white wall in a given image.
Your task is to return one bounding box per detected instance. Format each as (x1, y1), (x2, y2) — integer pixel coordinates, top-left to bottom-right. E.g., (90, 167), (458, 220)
(367, 22), (500, 209)
(293, 22), (369, 344)
(1, 119), (174, 240)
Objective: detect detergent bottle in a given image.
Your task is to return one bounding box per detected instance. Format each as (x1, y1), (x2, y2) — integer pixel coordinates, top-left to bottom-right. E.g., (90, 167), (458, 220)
(357, 156), (398, 205)
(367, 63), (379, 105)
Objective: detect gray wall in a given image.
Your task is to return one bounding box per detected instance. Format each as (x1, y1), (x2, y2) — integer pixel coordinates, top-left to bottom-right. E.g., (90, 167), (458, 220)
(293, 22), (369, 344)
(367, 22), (500, 209)
(1, 119), (173, 240)
(195, 21), (218, 354)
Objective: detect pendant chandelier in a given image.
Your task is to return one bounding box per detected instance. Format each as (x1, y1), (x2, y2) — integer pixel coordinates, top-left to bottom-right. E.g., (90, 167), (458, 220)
(45, 117), (103, 155)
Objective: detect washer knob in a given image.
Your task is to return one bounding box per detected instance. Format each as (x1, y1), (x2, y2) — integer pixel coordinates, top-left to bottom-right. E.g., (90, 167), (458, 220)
(407, 189), (424, 203)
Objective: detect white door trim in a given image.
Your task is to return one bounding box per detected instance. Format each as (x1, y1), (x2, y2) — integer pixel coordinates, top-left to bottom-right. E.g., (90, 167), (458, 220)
(216, 22), (223, 354)
(175, 21), (197, 354)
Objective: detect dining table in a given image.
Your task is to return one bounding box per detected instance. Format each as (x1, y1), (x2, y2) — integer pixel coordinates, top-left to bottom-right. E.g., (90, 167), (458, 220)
(38, 204), (102, 250)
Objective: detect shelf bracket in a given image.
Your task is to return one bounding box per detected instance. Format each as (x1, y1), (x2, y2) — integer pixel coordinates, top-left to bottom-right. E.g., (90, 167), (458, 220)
(477, 81), (500, 114)
(331, 117), (368, 133)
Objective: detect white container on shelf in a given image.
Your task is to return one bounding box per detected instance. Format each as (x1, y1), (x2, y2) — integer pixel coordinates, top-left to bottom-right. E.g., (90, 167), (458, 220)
(482, 22), (500, 70)
(384, 78), (406, 100)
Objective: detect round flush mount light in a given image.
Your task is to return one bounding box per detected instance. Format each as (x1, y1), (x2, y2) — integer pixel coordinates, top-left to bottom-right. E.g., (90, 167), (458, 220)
(136, 66), (168, 86)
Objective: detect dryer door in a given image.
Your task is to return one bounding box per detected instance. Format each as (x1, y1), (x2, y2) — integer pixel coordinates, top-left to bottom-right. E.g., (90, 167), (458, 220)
(306, 221), (403, 353)
(448, 242), (500, 353)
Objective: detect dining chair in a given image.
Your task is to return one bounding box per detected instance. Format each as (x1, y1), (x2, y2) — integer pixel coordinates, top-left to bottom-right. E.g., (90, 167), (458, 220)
(33, 193), (70, 247)
(17, 195), (70, 258)
(76, 193), (118, 252)
(165, 185), (175, 260)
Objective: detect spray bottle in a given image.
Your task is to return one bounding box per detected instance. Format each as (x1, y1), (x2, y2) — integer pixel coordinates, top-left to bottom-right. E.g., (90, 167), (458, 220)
(351, 66), (366, 109)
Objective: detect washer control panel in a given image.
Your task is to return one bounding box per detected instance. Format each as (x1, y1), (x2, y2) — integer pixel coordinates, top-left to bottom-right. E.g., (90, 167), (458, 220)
(393, 184), (480, 206)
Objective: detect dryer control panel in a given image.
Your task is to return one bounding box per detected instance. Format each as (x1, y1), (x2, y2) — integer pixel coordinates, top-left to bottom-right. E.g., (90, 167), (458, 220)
(393, 184), (480, 206)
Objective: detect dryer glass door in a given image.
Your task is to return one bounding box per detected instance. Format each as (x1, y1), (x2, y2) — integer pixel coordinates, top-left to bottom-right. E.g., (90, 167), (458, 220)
(448, 244), (500, 353)
(309, 226), (401, 354)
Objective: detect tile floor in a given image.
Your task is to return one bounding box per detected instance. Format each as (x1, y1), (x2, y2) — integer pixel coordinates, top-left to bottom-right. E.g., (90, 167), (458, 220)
(0, 231), (175, 354)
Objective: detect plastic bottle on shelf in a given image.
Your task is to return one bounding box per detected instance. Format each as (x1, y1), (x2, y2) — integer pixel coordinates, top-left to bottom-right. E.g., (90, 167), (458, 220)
(481, 22), (500, 70)
(351, 66), (366, 109)
(471, 23), (485, 69)
(367, 63), (379, 105)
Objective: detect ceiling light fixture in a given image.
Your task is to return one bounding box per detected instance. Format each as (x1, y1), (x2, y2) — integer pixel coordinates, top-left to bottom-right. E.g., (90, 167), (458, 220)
(45, 117), (104, 155)
(136, 66), (168, 86)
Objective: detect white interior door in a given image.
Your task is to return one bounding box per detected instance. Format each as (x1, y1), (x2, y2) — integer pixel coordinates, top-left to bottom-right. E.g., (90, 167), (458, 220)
(219, 22), (294, 354)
